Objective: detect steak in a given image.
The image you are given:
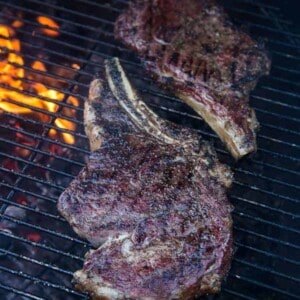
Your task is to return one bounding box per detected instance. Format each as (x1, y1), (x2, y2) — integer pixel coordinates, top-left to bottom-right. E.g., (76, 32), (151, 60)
(114, 0), (271, 159)
(58, 58), (233, 299)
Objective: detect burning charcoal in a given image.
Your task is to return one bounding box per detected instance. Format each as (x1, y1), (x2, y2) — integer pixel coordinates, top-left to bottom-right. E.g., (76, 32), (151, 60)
(4, 205), (26, 221)
(2, 205), (27, 230)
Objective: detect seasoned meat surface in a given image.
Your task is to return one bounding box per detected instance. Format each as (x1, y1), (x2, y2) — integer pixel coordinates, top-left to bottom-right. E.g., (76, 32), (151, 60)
(115, 0), (271, 159)
(58, 58), (233, 299)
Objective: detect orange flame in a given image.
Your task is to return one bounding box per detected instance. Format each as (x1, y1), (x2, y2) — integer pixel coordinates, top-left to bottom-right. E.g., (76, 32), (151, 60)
(0, 25), (78, 145)
(37, 16), (60, 37)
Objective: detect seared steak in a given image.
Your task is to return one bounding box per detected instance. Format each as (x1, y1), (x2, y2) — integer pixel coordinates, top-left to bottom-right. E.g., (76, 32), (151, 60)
(58, 58), (233, 299)
(115, 0), (271, 159)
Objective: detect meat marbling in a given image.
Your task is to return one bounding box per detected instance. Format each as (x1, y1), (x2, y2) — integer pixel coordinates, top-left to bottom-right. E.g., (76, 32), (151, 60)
(115, 0), (271, 159)
(58, 58), (233, 299)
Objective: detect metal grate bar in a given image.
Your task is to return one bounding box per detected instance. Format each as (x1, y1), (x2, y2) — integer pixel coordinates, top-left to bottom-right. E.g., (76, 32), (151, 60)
(0, 87), (84, 125)
(0, 196), (65, 222)
(234, 180), (299, 205)
(234, 258), (300, 283)
(259, 148), (299, 162)
(228, 7), (291, 24)
(222, 288), (256, 300)
(235, 169), (299, 190)
(229, 273), (299, 299)
(2, 112), (86, 140)
(233, 210), (299, 234)
(275, 65), (300, 75)
(262, 85), (300, 99)
(0, 45), (90, 93)
(0, 151), (81, 179)
(0, 166), (65, 192)
(252, 95), (300, 112)
(234, 242), (300, 265)
(0, 215), (90, 244)
(0, 283), (44, 300)
(240, 0), (279, 10)
(0, 151), (82, 179)
(272, 50), (300, 60)
(0, 248), (74, 276)
(0, 71), (85, 110)
(0, 61), (88, 103)
(0, 121), (87, 152)
(268, 75), (300, 88)
(258, 122), (299, 137)
(236, 227), (300, 250)
(231, 195), (298, 218)
(242, 21), (300, 38)
(267, 38), (300, 50)
(0, 39), (95, 81)
(0, 137), (86, 167)
(1, 45), (93, 82)
(0, 230), (85, 260)
(0, 265), (85, 297)
(0, 181), (59, 204)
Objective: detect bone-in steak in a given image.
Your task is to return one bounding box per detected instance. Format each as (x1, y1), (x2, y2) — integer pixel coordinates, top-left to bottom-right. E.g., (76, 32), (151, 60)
(115, 0), (271, 159)
(58, 58), (233, 299)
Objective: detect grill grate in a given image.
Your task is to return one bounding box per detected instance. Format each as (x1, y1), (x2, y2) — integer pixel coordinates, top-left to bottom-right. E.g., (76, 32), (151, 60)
(0, 0), (299, 299)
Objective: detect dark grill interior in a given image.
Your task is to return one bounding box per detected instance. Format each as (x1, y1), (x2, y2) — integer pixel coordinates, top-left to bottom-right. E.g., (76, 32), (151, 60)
(0, 0), (299, 299)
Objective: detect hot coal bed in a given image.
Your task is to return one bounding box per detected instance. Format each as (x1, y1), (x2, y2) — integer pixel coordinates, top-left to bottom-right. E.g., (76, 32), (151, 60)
(0, 1), (299, 300)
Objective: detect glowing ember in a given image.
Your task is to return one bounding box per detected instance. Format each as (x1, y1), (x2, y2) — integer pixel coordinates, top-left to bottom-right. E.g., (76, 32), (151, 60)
(26, 232), (42, 243)
(37, 16), (60, 37)
(0, 24), (78, 145)
(16, 196), (27, 206)
(72, 63), (80, 70)
(32, 61), (47, 72)
(11, 19), (24, 29)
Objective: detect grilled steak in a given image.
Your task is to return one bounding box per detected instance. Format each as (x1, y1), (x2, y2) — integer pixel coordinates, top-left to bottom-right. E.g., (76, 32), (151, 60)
(58, 58), (233, 299)
(115, 0), (271, 159)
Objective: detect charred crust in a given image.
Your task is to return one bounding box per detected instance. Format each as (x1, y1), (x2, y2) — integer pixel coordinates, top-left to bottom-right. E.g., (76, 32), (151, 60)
(114, 0), (271, 159)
